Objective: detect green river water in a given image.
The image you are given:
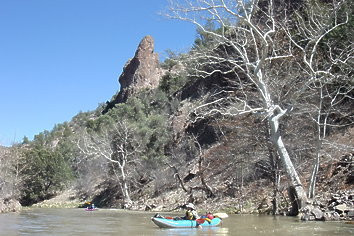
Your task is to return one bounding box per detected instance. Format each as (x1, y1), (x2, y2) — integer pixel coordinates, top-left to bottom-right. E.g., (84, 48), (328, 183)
(0, 208), (353, 235)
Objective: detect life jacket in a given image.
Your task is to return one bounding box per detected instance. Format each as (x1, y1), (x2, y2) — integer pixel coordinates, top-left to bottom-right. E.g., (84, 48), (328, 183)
(206, 213), (214, 219)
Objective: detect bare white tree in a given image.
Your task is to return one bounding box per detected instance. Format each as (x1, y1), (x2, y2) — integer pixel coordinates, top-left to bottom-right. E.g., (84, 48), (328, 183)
(287, 0), (353, 199)
(167, 0), (352, 214)
(307, 79), (353, 198)
(77, 121), (141, 208)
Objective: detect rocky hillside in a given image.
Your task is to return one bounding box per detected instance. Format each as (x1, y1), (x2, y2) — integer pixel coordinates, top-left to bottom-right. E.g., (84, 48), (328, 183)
(82, 34), (353, 220)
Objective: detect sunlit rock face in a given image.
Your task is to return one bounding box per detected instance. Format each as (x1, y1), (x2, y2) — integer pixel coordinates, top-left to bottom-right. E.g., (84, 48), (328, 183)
(103, 35), (162, 113)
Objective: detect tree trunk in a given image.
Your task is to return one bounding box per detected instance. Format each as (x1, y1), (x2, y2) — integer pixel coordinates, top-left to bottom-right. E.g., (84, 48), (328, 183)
(166, 162), (190, 193)
(270, 152), (281, 215)
(268, 108), (308, 215)
(257, 71), (308, 214)
(265, 121), (281, 215)
(308, 155), (319, 199)
(308, 88), (323, 199)
(118, 164), (132, 208)
(272, 174), (280, 215)
(198, 159), (214, 198)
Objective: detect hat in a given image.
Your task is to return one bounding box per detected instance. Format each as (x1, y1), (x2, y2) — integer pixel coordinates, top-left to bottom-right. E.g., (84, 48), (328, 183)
(186, 203), (195, 209)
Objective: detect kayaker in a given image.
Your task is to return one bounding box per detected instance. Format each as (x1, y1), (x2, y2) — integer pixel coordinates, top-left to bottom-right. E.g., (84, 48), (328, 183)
(183, 203), (199, 220)
(87, 203), (95, 210)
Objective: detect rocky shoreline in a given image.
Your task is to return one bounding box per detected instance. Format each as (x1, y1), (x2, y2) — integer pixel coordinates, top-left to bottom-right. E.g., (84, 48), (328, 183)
(300, 190), (354, 221)
(1, 189), (353, 224)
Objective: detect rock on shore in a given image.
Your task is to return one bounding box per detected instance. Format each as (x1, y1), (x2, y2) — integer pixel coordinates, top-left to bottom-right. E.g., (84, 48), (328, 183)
(300, 190), (354, 221)
(0, 198), (21, 213)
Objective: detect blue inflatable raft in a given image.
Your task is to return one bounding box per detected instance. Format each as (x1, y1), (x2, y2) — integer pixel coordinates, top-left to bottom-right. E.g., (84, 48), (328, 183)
(151, 217), (222, 228)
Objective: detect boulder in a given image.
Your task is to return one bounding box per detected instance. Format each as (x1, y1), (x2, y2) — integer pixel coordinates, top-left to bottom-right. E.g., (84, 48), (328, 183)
(335, 203), (349, 214)
(323, 211), (341, 221)
(312, 207), (324, 220)
(347, 210), (354, 218)
(300, 205), (324, 221)
(0, 198), (21, 213)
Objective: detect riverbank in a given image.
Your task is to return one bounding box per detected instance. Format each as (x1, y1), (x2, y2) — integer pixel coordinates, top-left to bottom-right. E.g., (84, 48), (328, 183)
(2, 187), (353, 225)
(7, 186), (353, 223)
(299, 190), (354, 221)
(2, 156), (353, 222)
(31, 189), (81, 209)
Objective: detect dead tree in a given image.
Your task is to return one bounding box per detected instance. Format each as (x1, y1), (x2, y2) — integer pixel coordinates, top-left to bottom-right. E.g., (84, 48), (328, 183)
(77, 121), (141, 208)
(167, 0), (352, 214)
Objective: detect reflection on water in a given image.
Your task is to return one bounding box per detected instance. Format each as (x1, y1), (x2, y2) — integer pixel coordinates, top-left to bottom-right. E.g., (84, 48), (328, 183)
(0, 208), (352, 236)
(157, 227), (229, 236)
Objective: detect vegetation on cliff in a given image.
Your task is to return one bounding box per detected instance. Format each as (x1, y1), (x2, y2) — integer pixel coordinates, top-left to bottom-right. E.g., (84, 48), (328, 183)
(0, 0), (353, 219)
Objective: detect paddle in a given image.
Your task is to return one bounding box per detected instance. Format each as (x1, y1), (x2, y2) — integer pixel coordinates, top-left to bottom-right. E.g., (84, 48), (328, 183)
(213, 212), (229, 219)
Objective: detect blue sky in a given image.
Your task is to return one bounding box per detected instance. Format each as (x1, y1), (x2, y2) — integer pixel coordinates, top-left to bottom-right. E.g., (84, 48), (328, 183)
(0, 0), (196, 146)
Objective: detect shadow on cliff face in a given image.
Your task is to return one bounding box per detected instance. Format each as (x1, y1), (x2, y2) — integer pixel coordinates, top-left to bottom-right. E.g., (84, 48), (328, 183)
(186, 118), (219, 146)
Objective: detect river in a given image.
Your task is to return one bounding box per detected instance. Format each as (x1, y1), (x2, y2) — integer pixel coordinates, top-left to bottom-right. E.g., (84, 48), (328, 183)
(0, 208), (353, 235)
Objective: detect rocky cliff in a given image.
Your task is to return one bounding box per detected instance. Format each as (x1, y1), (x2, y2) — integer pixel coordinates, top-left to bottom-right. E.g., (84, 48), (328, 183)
(103, 35), (163, 113)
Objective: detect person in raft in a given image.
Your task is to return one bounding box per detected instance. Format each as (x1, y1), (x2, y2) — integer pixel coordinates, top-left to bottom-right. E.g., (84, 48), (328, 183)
(183, 203), (199, 220)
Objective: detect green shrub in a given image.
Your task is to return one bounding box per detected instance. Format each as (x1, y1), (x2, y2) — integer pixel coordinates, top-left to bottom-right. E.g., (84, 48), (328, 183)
(19, 148), (73, 206)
